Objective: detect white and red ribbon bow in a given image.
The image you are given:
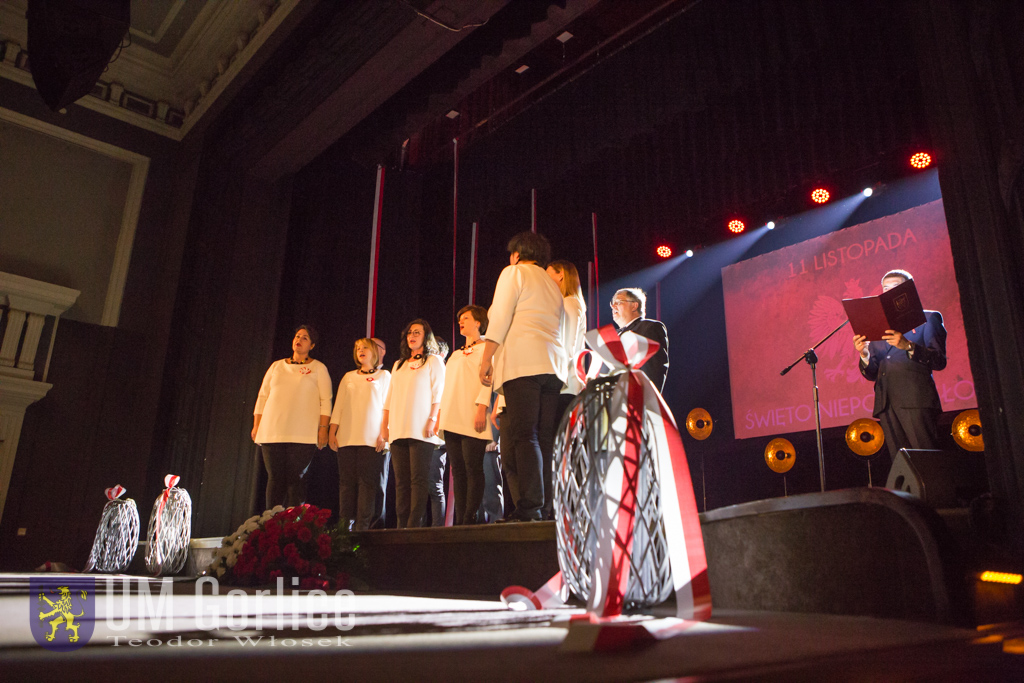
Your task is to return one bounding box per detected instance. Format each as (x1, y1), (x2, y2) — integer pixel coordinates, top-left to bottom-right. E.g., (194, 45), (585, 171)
(582, 325), (711, 620)
(105, 485), (126, 501)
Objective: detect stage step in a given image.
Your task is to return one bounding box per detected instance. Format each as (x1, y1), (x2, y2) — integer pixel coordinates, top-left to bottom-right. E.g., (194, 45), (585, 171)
(133, 489), (973, 625)
(352, 522), (559, 597)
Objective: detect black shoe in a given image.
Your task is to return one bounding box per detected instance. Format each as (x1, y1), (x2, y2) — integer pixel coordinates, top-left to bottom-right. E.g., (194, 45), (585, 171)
(498, 510), (542, 523)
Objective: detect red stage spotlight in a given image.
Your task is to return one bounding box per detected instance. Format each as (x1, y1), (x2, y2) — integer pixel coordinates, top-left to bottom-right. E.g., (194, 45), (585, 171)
(811, 188), (830, 204)
(910, 152), (932, 169)
(656, 245), (672, 258)
(728, 219), (745, 234)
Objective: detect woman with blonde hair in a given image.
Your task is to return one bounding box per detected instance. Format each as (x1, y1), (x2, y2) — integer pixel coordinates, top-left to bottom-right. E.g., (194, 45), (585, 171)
(545, 259), (587, 518)
(328, 338), (390, 531)
(547, 260), (588, 398)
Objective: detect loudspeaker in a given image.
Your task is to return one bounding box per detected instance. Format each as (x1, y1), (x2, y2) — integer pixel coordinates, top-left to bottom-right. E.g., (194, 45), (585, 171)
(27, 0), (130, 111)
(886, 449), (988, 508)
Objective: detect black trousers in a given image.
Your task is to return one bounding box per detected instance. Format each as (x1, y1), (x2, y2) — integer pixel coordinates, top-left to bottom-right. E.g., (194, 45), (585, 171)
(390, 438), (434, 528)
(337, 445), (387, 531)
(501, 373), (562, 518)
(445, 431), (489, 525)
(879, 406), (942, 461)
(261, 442), (315, 509)
(480, 449), (504, 523)
(428, 446), (448, 526)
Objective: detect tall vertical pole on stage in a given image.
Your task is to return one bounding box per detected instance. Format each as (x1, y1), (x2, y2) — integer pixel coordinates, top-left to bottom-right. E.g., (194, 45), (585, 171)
(452, 138), (459, 344)
(366, 164), (385, 337)
(591, 212), (600, 326)
(531, 189), (537, 233)
(587, 261), (594, 328)
(468, 221), (478, 305)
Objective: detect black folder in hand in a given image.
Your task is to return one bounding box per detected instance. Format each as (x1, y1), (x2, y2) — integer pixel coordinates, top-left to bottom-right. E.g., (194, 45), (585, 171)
(842, 278), (927, 341)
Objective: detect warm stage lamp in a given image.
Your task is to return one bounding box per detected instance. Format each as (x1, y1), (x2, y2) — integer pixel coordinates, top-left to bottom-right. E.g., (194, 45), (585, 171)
(727, 219), (745, 234)
(811, 188), (830, 204)
(656, 245), (672, 258)
(910, 152), (932, 169)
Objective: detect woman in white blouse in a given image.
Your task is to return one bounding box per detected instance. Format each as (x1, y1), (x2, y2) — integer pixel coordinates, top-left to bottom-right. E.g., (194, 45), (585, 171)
(381, 319), (445, 528)
(547, 259), (588, 406)
(479, 232), (567, 522)
(328, 338), (390, 531)
(252, 325), (333, 508)
(439, 305), (492, 525)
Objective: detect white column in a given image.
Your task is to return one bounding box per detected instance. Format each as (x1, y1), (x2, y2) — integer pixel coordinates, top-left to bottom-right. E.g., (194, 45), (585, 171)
(17, 313), (46, 371)
(0, 377), (52, 527)
(0, 309), (26, 369)
(0, 272), (79, 526)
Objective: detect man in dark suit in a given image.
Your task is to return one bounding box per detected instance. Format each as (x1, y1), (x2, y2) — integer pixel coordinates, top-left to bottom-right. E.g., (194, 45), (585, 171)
(853, 270), (947, 460)
(610, 288), (670, 392)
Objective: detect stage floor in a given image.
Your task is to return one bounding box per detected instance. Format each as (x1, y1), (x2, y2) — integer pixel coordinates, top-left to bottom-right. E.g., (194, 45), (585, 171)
(1, 574), (1023, 681)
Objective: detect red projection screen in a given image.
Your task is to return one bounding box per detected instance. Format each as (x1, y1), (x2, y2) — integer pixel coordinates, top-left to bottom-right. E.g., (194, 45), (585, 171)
(722, 199), (975, 440)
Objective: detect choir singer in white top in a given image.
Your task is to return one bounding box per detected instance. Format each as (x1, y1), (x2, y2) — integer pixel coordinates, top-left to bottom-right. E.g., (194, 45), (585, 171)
(328, 338), (391, 531)
(479, 232), (567, 522)
(439, 305), (493, 525)
(252, 325), (333, 508)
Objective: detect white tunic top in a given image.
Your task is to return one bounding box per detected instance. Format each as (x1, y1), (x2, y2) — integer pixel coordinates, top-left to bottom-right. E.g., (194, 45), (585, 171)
(330, 368), (390, 448)
(560, 296), (587, 395)
(254, 359), (333, 444)
(486, 263), (567, 394)
(439, 341), (492, 439)
(384, 354), (445, 445)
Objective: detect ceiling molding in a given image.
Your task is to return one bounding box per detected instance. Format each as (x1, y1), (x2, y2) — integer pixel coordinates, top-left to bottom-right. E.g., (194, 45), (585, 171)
(0, 0), (302, 138)
(129, 0), (188, 45)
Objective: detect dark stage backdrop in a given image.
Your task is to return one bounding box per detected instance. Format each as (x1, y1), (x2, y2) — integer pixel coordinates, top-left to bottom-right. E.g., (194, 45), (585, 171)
(724, 198), (974, 439)
(276, 0), (945, 511)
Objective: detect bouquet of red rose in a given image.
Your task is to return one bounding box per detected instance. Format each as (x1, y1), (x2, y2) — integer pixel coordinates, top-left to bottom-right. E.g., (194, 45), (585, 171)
(207, 504), (359, 590)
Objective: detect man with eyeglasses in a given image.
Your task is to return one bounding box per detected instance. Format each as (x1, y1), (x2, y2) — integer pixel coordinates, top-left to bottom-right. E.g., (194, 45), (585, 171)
(610, 288), (669, 392)
(853, 269), (947, 460)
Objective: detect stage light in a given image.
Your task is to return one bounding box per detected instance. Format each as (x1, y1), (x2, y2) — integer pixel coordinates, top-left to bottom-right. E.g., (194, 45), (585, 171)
(656, 245), (672, 258)
(728, 219), (745, 234)
(811, 188), (830, 204)
(862, 187), (873, 197)
(766, 221), (775, 230)
(685, 249), (694, 257)
(515, 64), (529, 74)
(445, 110), (460, 119)
(980, 571), (1023, 585)
(910, 152), (932, 169)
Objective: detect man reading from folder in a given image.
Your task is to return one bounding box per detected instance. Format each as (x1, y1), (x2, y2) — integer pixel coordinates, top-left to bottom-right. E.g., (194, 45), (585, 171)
(852, 269), (947, 460)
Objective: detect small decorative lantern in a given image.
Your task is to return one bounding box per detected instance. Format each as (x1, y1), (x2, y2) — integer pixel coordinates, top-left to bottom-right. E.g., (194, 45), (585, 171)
(84, 485), (139, 573)
(144, 474), (192, 575)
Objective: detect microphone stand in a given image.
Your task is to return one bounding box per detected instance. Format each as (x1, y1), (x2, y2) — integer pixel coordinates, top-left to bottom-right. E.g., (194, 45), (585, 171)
(780, 319), (850, 492)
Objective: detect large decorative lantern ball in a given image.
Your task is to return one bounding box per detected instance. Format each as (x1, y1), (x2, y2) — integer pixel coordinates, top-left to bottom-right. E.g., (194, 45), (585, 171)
(552, 375), (673, 609)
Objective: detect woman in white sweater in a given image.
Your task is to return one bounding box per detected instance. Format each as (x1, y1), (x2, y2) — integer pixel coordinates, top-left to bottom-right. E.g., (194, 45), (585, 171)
(479, 232), (567, 522)
(328, 338), (390, 531)
(381, 319), (445, 528)
(439, 305), (492, 525)
(547, 259), (588, 405)
(252, 325), (333, 508)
